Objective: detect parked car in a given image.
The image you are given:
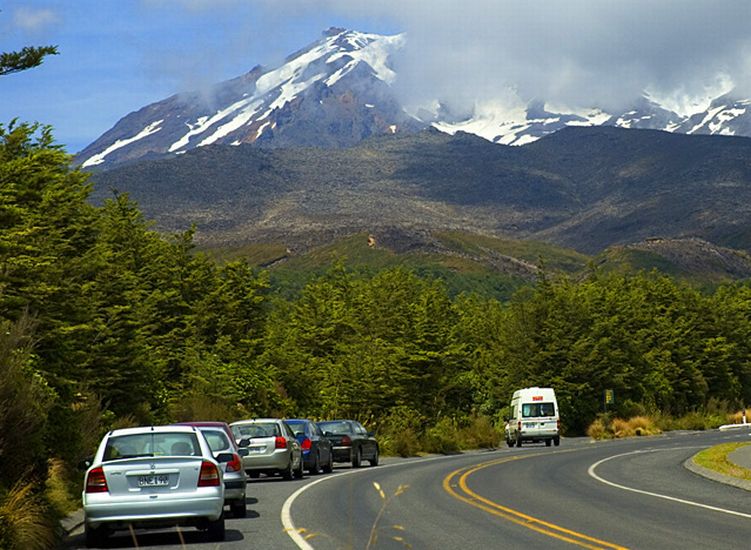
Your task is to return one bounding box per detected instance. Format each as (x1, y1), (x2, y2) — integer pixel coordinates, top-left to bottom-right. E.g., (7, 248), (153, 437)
(81, 425), (228, 547)
(229, 418), (303, 480)
(286, 418), (334, 474)
(176, 421), (248, 517)
(317, 420), (379, 467)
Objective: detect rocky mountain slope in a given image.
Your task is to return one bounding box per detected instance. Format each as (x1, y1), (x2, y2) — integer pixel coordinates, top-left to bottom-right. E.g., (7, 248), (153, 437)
(76, 28), (751, 169)
(89, 126), (751, 256)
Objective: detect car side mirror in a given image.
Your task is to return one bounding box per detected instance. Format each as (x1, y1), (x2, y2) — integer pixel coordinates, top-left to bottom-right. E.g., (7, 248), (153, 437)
(216, 452), (234, 463)
(238, 438), (250, 448)
(367, 432), (375, 438)
(238, 448), (249, 457)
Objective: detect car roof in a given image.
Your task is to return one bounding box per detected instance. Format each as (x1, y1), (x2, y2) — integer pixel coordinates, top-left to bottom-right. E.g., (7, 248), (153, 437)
(175, 420), (227, 428)
(230, 418), (283, 425)
(108, 425), (199, 437)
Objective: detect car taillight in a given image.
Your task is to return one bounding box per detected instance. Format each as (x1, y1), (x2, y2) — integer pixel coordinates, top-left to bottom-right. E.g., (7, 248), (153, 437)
(85, 467), (109, 493)
(300, 437), (312, 451)
(226, 453), (243, 473)
(198, 460), (220, 487)
(557, 419), (561, 431)
(340, 435), (352, 446)
(275, 436), (287, 449)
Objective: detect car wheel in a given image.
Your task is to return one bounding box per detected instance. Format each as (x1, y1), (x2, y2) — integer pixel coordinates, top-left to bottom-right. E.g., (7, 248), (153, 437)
(230, 498), (247, 518)
(309, 451), (321, 475)
(85, 523), (108, 548)
(248, 471), (260, 479)
(369, 447), (379, 466)
(352, 446), (362, 468)
(323, 450), (333, 473)
(545, 439), (552, 447)
(506, 437), (514, 447)
(294, 456), (304, 479)
(206, 514), (226, 542)
(554, 436), (561, 446)
(282, 458), (294, 480)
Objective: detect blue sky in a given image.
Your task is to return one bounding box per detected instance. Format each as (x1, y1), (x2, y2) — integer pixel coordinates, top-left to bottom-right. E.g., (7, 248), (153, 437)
(1, 1), (400, 153)
(3, 1), (750, 155)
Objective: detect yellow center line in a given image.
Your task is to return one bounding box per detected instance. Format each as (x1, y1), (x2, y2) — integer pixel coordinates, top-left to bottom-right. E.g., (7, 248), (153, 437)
(442, 454), (628, 550)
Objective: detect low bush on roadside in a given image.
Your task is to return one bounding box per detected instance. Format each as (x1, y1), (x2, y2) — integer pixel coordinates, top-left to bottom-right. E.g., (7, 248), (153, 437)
(422, 417), (461, 454)
(456, 415), (501, 449)
(376, 406), (425, 457)
(586, 415), (661, 439)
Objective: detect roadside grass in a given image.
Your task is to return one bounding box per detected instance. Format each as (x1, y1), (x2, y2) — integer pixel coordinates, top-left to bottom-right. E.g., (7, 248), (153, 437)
(0, 479), (56, 550)
(693, 442), (751, 481)
(587, 407), (748, 440)
(587, 415), (662, 439)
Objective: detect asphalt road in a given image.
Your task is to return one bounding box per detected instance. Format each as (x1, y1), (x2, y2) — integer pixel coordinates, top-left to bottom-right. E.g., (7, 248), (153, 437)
(67, 429), (751, 550)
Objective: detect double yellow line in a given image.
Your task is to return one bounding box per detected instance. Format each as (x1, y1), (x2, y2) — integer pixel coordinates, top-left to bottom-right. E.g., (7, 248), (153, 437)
(442, 454), (627, 549)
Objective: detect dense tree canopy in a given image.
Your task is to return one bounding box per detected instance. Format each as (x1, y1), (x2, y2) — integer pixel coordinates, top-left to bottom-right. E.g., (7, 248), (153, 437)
(3, 121), (751, 545)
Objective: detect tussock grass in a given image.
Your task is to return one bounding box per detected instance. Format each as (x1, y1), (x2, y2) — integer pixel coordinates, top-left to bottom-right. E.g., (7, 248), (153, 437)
(45, 458), (78, 516)
(587, 415), (662, 439)
(0, 479), (55, 550)
(693, 443), (751, 481)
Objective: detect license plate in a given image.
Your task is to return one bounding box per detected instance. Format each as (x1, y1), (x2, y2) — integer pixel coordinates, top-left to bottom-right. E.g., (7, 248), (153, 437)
(138, 474), (169, 487)
(524, 423), (536, 428)
(249, 446), (265, 454)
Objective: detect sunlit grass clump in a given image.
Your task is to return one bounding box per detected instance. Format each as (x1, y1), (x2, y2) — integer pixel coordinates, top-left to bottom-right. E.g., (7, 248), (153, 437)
(0, 479), (55, 550)
(587, 415), (662, 439)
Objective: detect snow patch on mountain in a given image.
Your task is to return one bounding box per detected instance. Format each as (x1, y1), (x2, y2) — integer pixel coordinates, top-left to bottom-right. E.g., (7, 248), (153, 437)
(82, 120), (163, 167)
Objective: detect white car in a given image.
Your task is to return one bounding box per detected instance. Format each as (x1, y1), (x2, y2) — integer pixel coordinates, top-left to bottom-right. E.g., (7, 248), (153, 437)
(82, 425), (228, 547)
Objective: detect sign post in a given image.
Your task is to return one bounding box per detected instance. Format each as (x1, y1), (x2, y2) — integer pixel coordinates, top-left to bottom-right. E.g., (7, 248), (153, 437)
(604, 389), (615, 413)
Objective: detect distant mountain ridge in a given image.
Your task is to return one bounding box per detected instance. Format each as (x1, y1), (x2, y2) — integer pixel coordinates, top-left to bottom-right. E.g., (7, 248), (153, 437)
(76, 28), (751, 169)
(89, 125), (751, 257)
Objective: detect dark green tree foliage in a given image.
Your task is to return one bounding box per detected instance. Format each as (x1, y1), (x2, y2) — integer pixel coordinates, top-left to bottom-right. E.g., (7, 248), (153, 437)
(261, 265), (469, 422)
(0, 45), (58, 76)
(0, 122), (97, 395)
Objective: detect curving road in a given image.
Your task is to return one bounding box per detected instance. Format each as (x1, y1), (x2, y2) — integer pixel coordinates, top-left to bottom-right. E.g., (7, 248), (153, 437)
(67, 429), (751, 549)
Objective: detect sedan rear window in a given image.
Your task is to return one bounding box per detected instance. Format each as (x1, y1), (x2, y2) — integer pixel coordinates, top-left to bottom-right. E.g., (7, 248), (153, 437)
(200, 430), (231, 452)
(103, 433), (200, 461)
(232, 423), (280, 438)
(318, 421), (352, 435)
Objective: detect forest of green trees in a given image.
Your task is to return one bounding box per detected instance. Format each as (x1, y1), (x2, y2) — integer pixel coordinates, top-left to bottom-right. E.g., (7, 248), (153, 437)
(2, 121), (751, 546)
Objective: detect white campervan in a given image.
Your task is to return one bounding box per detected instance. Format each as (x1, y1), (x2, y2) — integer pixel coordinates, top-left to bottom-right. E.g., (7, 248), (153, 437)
(504, 387), (560, 447)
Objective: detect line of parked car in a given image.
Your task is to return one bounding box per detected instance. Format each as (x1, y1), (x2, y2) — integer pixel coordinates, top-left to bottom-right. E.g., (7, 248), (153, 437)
(80, 417), (379, 547)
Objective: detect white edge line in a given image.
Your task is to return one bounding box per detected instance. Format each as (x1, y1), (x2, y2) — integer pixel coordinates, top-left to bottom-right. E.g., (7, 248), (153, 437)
(587, 448), (751, 519)
(281, 452), (490, 548)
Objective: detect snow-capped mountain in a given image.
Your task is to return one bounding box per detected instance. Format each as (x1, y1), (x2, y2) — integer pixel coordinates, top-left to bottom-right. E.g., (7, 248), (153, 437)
(77, 28), (418, 168)
(77, 28), (751, 169)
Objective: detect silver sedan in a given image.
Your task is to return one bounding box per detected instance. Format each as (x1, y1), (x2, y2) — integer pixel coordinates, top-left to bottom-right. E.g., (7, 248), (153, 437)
(230, 418), (303, 480)
(82, 425), (228, 547)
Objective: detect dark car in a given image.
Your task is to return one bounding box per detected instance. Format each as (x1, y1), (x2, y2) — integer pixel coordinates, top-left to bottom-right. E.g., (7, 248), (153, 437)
(317, 420), (379, 468)
(286, 418), (334, 474)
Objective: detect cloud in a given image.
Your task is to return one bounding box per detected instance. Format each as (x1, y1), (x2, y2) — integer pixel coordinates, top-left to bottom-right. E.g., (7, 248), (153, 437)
(139, 0), (751, 115)
(13, 7), (59, 32)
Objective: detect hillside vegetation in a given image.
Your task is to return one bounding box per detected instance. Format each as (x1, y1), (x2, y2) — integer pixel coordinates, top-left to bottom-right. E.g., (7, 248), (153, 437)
(90, 126), (751, 255)
(4, 123), (751, 545)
